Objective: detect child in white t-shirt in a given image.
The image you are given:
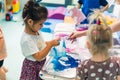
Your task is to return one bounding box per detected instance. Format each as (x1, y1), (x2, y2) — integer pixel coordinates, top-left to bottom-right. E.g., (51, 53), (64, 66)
(20, 0), (60, 80)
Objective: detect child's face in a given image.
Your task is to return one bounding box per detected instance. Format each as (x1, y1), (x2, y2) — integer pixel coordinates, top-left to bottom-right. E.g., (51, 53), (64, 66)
(31, 19), (46, 32)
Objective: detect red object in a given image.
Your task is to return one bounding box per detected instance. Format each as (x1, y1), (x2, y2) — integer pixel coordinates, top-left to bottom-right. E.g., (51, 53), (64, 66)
(13, 0), (17, 4)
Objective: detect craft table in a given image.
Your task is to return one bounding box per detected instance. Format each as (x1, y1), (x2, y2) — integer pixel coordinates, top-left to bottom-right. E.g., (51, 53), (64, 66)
(40, 22), (120, 80)
(39, 23), (91, 80)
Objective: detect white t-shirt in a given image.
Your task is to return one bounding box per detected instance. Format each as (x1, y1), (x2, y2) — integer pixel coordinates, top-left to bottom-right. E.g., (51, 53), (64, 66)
(20, 32), (46, 61)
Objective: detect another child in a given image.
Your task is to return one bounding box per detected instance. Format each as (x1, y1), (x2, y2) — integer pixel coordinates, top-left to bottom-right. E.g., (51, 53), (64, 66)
(75, 11), (120, 80)
(77, 0), (109, 24)
(20, 0), (60, 80)
(0, 26), (8, 80)
(0, 1), (8, 80)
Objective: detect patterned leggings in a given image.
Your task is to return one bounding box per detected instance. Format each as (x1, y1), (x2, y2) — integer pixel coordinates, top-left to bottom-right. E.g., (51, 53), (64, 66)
(20, 58), (46, 80)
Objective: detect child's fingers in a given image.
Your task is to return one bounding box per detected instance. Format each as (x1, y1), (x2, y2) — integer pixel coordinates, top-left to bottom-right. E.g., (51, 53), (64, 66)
(54, 37), (61, 45)
(55, 36), (61, 41)
(71, 38), (76, 43)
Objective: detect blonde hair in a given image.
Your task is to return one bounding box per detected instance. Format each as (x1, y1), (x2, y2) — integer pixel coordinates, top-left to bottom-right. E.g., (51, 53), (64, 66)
(87, 10), (113, 56)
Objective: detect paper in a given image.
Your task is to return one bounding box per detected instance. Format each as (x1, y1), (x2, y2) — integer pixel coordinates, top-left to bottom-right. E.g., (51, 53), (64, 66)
(42, 35), (81, 78)
(54, 23), (75, 32)
(69, 7), (86, 24)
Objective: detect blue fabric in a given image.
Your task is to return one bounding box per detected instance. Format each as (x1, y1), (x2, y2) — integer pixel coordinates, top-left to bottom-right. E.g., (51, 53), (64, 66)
(49, 40), (80, 71)
(78, 0), (108, 24)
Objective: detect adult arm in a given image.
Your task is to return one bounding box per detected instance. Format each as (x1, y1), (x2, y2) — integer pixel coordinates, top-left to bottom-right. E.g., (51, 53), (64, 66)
(110, 20), (120, 33)
(70, 30), (87, 39)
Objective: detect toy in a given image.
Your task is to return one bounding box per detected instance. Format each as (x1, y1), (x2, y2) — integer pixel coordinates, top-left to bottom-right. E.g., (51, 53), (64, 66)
(12, 0), (20, 13)
(5, 12), (13, 21)
(48, 7), (66, 20)
(75, 24), (88, 31)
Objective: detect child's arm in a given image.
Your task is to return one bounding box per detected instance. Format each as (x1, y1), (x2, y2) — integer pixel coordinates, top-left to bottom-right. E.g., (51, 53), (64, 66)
(0, 28), (4, 51)
(0, 27), (5, 51)
(33, 38), (60, 61)
(0, 27), (7, 60)
(0, 38), (5, 51)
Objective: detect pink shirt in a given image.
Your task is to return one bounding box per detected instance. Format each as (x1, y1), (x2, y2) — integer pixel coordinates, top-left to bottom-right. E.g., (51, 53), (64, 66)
(0, 26), (7, 60)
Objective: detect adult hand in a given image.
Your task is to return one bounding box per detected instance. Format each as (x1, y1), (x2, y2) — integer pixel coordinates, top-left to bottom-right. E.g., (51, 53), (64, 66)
(69, 30), (87, 43)
(70, 30), (87, 38)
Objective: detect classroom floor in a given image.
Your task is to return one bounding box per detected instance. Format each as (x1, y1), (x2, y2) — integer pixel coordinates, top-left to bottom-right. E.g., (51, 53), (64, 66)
(0, 10), (63, 80)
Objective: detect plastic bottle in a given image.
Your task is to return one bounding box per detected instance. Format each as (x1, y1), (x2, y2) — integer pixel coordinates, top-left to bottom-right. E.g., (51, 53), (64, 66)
(12, 0), (20, 13)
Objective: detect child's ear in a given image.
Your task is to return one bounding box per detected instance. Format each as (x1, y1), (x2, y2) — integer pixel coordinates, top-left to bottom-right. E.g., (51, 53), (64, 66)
(27, 19), (33, 26)
(86, 40), (91, 49)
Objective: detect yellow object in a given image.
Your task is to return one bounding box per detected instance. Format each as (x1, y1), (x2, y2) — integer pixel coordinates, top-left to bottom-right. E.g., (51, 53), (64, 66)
(102, 14), (117, 25)
(12, 0), (20, 13)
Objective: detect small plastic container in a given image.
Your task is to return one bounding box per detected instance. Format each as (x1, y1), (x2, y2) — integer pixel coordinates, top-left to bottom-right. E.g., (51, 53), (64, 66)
(75, 24), (88, 31)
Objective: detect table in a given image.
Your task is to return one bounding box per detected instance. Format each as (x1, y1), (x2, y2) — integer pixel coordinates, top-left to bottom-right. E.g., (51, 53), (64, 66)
(40, 23), (91, 80)
(40, 70), (75, 80)
(40, 23), (120, 80)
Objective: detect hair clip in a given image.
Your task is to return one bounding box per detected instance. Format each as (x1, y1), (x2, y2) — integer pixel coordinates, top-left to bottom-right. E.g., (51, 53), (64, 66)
(96, 18), (101, 25)
(92, 30), (100, 43)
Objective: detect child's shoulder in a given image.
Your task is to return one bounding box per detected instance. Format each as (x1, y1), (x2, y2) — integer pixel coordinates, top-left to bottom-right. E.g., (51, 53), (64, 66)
(80, 59), (90, 66)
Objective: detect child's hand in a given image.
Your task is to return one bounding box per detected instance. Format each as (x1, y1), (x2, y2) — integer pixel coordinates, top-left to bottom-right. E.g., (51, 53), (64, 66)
(52, 37), (61, 46)
(46, 37), (61, 47)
